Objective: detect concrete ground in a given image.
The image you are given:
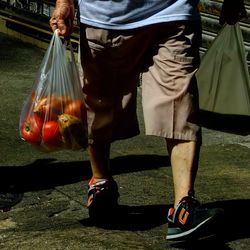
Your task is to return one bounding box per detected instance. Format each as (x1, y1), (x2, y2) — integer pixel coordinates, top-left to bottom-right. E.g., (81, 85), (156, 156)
(0, 32), (250, 250)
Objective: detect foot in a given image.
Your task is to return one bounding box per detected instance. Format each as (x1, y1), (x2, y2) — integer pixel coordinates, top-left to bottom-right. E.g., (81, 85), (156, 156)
(87, 177), (119, 222)
(166, 196), (224, 241)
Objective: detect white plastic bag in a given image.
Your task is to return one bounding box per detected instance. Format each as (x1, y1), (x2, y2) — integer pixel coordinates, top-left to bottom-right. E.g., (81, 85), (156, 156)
(196, 23), (250, 116)
(19, 31), (87, 151)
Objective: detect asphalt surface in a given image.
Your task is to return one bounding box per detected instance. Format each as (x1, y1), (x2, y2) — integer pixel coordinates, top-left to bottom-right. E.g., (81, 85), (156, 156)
(0, 32), (250, 250)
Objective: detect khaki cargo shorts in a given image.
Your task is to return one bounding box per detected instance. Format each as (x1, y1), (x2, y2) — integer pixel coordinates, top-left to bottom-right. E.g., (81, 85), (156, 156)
(80, 20), (202, 144)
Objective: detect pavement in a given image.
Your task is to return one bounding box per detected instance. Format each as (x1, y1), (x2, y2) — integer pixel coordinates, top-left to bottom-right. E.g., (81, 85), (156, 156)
(0, 32), (250, 250)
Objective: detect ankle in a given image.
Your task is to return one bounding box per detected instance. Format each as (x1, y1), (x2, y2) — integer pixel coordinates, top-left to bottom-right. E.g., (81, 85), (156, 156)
(174, 190), (195, 207)
(89, 176), (112, 185)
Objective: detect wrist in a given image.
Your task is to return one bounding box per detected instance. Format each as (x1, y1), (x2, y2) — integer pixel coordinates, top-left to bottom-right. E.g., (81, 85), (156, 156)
(56, 0), (74, 7)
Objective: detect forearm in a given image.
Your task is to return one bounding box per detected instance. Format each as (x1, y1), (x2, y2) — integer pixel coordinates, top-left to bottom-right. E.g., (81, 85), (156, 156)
(55, 0), (74, 16)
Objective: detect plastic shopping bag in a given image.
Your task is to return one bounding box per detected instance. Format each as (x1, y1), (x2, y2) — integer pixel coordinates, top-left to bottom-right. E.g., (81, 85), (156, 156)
(196, 23), (250, 116)
(19, 31), (88, 151)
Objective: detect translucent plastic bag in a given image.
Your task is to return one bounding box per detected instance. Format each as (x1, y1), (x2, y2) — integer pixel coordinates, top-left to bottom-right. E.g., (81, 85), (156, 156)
(196, 23), (250, 116)
(19, 31), (88, 151)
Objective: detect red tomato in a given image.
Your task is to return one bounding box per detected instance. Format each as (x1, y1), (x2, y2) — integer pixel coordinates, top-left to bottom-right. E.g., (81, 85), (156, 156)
(42, 120), (62, 147)
(64, 100), (86, 119)
(21, 114), (43, 144)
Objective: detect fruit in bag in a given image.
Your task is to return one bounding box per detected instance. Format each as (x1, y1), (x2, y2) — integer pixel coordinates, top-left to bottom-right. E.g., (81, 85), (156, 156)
(58, 113), (87, 149)
(33, 95), (71, 121)
(20, 114), (43, 144)
(64, 99), (86, 120)
(42, 120), (62, 147)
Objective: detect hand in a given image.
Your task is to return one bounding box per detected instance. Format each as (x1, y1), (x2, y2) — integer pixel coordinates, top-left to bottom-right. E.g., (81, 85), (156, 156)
(219, 0), (247, 25)
(50, 0), (75, 38)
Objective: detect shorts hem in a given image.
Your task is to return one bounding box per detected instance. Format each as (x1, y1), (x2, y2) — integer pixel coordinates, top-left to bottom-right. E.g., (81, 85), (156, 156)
(145, 130), (199, 142)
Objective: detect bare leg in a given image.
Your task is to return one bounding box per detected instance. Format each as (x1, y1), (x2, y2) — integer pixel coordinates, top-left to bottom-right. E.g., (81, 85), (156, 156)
(166, 139), (224, 240)
(166, 139), (200, 207)
(87, 143), (111, 182)
(86, 143), (119, 219)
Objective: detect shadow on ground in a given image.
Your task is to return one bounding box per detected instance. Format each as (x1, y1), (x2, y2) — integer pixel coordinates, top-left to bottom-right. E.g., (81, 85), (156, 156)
(0, 154), (170, 192)
(0, 154), (249, 247)
(80, 204), (169, 231)
(81, 199), (250, 248)
(200, 110), (250, 135)
(78, 199), (250, 248)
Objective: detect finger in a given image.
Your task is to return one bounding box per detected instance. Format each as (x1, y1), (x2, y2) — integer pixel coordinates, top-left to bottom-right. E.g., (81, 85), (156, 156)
(57, 19), (67, 35)
(50, 17), (58, 32)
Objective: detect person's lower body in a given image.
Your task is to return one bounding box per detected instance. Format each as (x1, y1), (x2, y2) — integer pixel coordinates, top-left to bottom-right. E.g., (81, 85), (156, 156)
(80, 20), (223, 239)
(141, 21), (223, 240)
(80, 23), (143, 220)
